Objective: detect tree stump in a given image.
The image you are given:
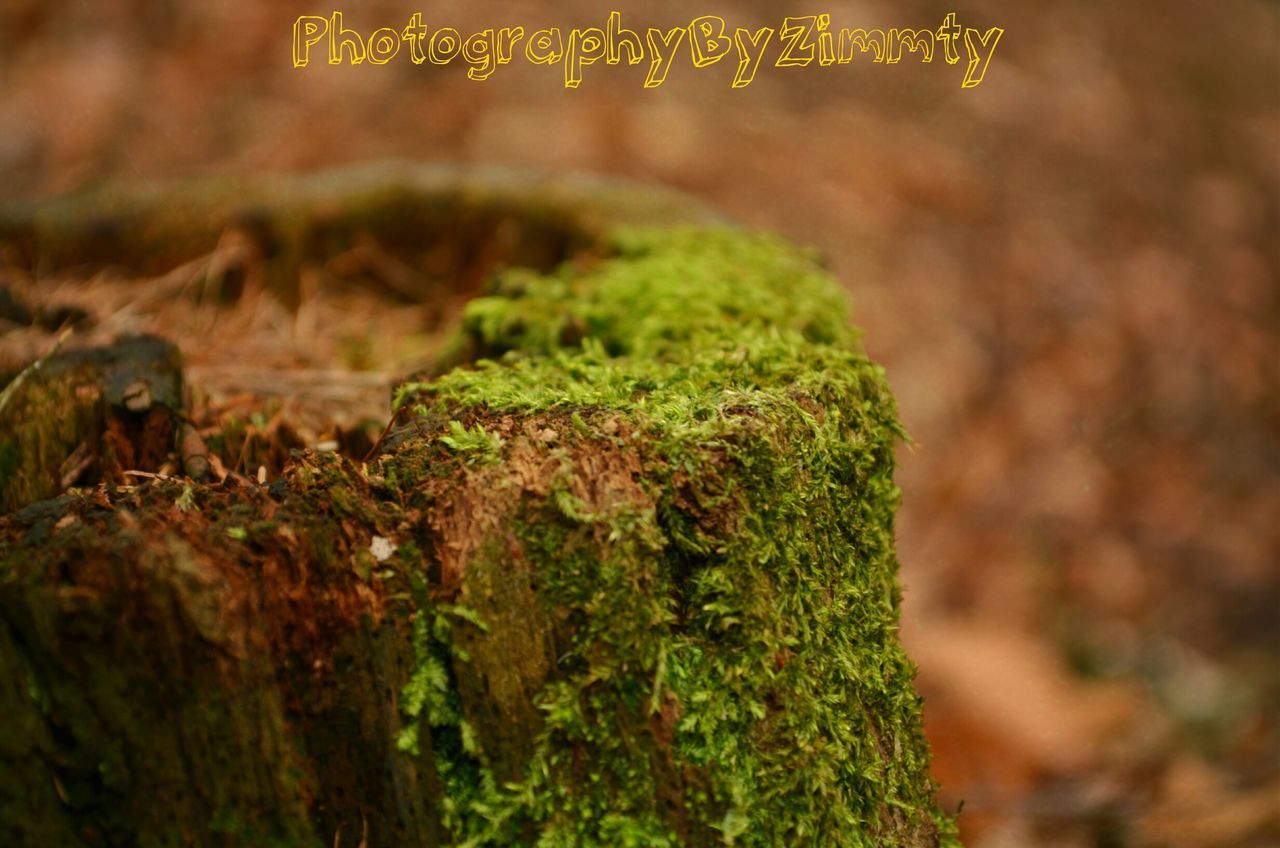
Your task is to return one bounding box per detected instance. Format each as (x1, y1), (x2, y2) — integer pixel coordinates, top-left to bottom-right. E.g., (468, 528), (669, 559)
(0, 165), (958, 847)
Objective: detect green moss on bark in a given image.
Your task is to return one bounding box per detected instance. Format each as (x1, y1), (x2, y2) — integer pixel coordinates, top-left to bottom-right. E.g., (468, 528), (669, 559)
(1, 170), (956, 846)
(374, 227), (955, 846)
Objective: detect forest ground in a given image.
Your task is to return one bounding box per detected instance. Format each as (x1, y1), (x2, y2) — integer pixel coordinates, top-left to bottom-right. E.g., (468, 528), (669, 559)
(1, 1), (1277, 845)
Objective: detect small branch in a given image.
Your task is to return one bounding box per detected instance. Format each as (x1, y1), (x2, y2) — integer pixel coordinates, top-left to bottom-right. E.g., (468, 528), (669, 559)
(0, 326), (74, 416)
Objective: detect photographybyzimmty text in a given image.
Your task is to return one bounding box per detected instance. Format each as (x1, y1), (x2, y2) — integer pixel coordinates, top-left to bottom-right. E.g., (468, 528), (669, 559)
(292, 12), (1004, 89)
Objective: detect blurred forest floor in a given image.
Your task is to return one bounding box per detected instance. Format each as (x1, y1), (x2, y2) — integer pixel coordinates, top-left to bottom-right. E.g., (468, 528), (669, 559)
(1, 1), (1277, 845)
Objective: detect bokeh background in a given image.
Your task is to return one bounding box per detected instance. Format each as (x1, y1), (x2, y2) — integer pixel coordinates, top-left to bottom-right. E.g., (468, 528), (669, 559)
(2, 1), (1277, 845)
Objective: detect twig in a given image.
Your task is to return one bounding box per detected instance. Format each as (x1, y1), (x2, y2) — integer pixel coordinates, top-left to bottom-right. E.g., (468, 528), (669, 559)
(363, 411), (401, 462)
(0, 326), (74, 416)
(122, 470), (171, 480)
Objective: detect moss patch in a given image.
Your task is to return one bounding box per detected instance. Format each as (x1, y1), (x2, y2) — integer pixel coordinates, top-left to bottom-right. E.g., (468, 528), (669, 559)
(379, 226), (956, 846)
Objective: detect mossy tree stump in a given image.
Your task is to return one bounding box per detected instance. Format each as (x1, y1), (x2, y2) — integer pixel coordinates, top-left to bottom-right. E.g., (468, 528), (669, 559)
(0, 165), (957, 847)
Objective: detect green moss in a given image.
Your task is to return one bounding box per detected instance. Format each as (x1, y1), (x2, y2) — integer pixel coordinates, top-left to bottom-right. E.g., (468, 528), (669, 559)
(396, 598), (522, 847)
(382, 226), (956, 846)
(440, 422), (507, 465)
(0, 185), (952, 845)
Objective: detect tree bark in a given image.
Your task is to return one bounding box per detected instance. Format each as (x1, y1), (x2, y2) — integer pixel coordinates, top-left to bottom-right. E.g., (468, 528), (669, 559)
(0, 335), (184, 512)
(0, 165), (957, 847)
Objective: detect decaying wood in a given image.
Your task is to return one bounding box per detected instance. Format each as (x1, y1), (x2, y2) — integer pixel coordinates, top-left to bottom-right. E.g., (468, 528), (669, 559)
(0, 165), (954, 848)
(0, 334), (183, 512)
